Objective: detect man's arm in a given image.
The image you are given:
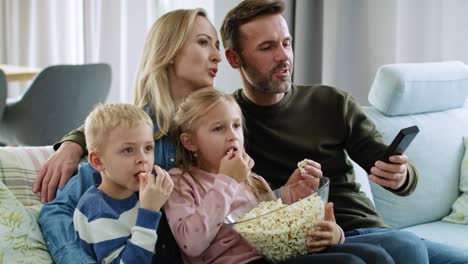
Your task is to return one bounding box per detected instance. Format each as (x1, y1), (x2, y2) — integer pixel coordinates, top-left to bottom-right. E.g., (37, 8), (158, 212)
(33, 125), (87, 203)
(341, 92), (418, 196)
(38, 162), (100, 264)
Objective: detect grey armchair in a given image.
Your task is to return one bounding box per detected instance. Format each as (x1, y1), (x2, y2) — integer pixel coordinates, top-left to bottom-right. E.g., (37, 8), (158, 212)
(0, 63), (111, 146)
(0, 69), (6, 121)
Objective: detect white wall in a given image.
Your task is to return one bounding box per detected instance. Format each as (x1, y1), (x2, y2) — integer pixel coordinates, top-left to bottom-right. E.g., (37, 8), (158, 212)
(213, 0), (242, 94)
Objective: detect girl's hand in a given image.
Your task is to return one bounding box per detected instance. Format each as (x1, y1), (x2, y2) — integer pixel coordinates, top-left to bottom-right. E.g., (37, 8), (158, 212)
(305, 202), (342, 253)
(219, 150), (254, 183)
(139, 165), (174, 211)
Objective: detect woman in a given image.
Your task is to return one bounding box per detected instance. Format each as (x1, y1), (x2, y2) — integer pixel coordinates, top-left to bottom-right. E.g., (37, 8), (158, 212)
(36, 8), (221, 264)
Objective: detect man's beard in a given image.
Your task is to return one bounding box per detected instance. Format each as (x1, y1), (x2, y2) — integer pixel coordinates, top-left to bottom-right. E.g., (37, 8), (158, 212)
(240, 58), (292, 95)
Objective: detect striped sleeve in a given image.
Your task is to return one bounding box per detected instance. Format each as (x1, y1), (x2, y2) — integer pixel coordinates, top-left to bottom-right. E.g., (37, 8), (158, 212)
(73, 192), (161, 263)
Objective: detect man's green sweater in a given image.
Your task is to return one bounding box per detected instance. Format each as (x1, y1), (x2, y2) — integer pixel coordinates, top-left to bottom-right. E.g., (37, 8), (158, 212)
(233, 85), (418, 232)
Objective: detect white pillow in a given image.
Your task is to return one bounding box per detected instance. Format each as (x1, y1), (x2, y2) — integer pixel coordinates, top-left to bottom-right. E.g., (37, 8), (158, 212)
(0, 181), (52, 263)
(369, 61), (468, 116)
(443, 137), (468, 224)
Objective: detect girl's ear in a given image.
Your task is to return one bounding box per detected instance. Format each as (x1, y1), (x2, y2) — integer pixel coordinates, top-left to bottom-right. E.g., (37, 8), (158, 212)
(225, 48), (241, 69)
(88, 151), (105, 171)
(180, 133), (198, 152)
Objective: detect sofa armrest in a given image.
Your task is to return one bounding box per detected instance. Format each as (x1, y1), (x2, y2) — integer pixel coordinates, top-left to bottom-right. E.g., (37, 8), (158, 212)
(0, 146), (54, 206)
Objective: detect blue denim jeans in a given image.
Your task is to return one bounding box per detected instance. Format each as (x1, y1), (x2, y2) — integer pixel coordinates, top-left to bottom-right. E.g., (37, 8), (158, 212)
(251, 243), (394, 264)
(345, 228), (468, 264)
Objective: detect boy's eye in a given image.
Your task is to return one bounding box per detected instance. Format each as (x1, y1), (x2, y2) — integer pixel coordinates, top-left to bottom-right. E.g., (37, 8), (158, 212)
(145, 145), (154, 152)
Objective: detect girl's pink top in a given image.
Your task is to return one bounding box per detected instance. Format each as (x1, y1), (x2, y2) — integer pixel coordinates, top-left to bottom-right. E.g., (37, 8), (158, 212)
(164, 167), (271, 264)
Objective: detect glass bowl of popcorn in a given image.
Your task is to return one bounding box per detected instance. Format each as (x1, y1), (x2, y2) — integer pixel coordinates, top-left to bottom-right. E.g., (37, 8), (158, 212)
(224, 177), (330, 263)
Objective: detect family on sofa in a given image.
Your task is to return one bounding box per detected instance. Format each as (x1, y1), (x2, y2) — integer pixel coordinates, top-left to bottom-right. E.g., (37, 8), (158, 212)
(1, 0), (467, 263)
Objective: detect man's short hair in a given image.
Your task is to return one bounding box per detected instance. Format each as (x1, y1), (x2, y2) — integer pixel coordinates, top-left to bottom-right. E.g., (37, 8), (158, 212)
(220, 0), (285, 53)
(84, 103), (153, 152)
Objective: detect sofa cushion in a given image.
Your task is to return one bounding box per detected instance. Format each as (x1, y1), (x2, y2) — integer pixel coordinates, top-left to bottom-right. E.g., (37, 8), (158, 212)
(443, 136), (468, 224)
(0, 180), (52, 262)
(0, 146), (53, 206)
(363, 105), (468, 229)
(368, 61), (468, 116)
(402, 221), (468, 251)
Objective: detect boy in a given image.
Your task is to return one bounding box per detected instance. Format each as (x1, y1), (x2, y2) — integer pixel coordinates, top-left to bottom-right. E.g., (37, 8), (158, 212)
(73, 103), (174, 263)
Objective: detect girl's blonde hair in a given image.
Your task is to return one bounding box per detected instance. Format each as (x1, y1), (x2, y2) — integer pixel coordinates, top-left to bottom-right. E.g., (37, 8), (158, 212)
(84, 103), (153, 153)
(172, 88), (269, 198)
(134, 8), (208, 140)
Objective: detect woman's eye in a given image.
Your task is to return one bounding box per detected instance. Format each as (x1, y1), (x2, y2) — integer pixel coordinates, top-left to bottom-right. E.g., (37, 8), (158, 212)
(199, 39), (208, 46)
(233, 123), (241, 129)
(213, 126), (223, 132)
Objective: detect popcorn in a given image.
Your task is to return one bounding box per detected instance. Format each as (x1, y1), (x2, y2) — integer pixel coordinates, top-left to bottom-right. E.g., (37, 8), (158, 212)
(233, 194), (325, 263)
(297, 159), (308, 174)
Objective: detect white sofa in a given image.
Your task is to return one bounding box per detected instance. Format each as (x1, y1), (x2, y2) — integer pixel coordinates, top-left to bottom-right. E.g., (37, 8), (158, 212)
(354, 61), (468, 251)
(1, 61), (468, 262)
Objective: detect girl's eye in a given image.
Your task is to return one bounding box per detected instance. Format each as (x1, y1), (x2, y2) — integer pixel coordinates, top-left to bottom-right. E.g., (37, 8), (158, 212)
(233, 122), (241, 129)
(123, 148), (133, 154)
(213, 126), (223, 132)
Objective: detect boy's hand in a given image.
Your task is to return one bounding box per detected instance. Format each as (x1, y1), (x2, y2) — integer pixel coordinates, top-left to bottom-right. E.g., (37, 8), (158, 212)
(305, 202), (342, 253)
(139, 165), (174, 211)
(219, 150), (254, 183)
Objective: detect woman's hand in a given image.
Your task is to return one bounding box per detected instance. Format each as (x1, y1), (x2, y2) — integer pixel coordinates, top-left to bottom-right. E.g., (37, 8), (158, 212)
(33, 141), (84, 203)
(139, 165), (174, 212)
(219, 150), (254, 183)
(305, 202), (342, 253)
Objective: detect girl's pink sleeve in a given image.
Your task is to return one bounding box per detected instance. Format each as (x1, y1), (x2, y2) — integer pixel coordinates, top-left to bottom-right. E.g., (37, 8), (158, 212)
(163, 172), (240, 257)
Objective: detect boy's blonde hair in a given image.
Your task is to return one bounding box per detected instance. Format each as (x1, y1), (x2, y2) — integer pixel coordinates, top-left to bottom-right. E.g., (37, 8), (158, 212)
(172, 88), (269, 198)
(134, 8), (208, 140)
(84, 103), (153, 153)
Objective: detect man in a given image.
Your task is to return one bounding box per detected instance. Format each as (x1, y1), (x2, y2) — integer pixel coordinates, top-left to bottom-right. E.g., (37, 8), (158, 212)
(220, 0), (468, 263)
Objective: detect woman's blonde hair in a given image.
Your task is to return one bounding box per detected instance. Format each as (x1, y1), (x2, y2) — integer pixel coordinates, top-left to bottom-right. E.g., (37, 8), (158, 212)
(134, 8), (208, 140)
(172, 88), (269, 198)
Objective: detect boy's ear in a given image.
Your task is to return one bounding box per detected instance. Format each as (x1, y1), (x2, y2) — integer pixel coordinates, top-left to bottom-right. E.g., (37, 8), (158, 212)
(180, 133), (198, 152)
(88, 151), (105, 171)
(225, 48), (241, 69)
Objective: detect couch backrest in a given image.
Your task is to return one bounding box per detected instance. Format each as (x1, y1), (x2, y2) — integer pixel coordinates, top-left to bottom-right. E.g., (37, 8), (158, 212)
(0, 146), (54, 206)
(358, 61), (468, 229)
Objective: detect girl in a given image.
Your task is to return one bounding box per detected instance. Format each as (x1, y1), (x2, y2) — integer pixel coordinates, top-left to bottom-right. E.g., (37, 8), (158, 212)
(165, 88), (395, 264)
(37, 8), (220, 264)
